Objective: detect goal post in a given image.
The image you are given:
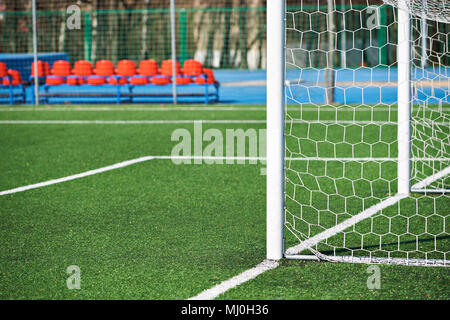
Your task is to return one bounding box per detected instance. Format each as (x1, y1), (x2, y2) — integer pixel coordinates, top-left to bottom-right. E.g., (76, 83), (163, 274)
(397, 0), (412, 195)
(266, 0), (285, 261)
(266, 0), (449, 266)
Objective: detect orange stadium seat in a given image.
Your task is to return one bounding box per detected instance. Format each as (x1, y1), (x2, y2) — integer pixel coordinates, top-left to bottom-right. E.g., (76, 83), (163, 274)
(87, 76), (107, 85)
(116, 60), (136, 77)
(195, 68), (217, 85)
(2, 69), (21, 86)
(137, 59), (159, 77)
(69, 60), (94, 85)
(31, 61), (50, 77)
(151, 76), (171, 85)
(176, 76), (193, 85)
(160, 59), (181, 76)
(51, 60), (72, 77)
(0, 62), (7, 78)
(182, 59), (203, 76)
(94, 60), (115, 77)
(129, 76), (149, 85)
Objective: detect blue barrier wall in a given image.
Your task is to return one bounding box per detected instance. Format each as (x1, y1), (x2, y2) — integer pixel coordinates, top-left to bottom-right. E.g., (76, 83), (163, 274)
(0, 53), (69, 81)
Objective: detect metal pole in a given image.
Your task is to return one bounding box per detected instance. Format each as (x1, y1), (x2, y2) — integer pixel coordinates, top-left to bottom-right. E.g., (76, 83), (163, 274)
(421, 0), (428, 69)
(170, 0), (177, 104)
(32, 0), (39, 105)
(325, 0), (335, 105)
(340, 0), (346, 68)
(397, 3), (412, 195)
(266, 0), (285, 260)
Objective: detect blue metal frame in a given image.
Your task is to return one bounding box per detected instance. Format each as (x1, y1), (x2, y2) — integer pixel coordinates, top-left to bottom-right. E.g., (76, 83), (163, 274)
(0, 75), (26, 105)
(36, 73), (220, 105)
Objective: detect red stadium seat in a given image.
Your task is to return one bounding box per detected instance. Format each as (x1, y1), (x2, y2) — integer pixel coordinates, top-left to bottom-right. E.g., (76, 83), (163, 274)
(151, 76), (171, 85)
(108, 76), (128, 85)
(160, 59), (181, 76)
(3, 69), (22, 86)
(66, 76), (80, 85)
(46, 76), (65, 85)
(129, 76), (149, 85)
(31, 61), (50, 77)
(87, 76), (107, 85)
(176, 76), (193, 85)
(51, 60), (72, 77)
(0, 62), (7, 78)
(116, 60), (137, 77)
(182, 59), (203, 76)
(195, 68), (217, 85)
(137, 59), (159, 77)
(94, 60), (115, 77)
(73, 60), (94, 77)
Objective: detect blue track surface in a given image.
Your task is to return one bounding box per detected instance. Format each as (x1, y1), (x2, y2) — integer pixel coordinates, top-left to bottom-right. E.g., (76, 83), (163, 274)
(1, 68), (449, 105)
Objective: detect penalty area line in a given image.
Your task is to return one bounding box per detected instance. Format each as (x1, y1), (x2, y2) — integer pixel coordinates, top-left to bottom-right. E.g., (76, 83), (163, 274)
(0, 155), (268, 196)
(0, 156), (155, 196)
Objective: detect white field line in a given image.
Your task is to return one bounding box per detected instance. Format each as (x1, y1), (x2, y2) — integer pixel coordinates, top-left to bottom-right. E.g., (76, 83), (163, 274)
(284, 195), (407, 256)
(0, 120), (267, 125)
(2, 154), (448, 197)
(188, 163), (450, 300)
(0, 155), (269, 196)
(411, 165), (450, 190)
(1, 119), (448, 126)
(1, 106), (449, 112)
(0, 106), (267, 112)
(189, 195), (408, 300)
(2, 154), (447, 197)
(0, 156), (155, 196)
(1, 153), (447, 298)
(188, 260), (280, 300)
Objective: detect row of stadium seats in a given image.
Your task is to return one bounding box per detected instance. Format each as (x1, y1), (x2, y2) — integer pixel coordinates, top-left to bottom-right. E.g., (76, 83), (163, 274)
(0, 59), (219, 104)
(30, 59), (218, 86)
(0, 62), (26, 104)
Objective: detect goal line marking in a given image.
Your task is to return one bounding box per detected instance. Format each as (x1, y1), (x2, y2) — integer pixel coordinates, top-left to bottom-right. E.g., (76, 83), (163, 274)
(0, 106), (267, 112)
(1, 154), (447, 299)
(2, 119), (448, 125)
(0, 120), (267, 125)
(188, 260), (280, 300)
(188, 164), (449, 300)
(411, 165), (450, 190)
(0, 156), (155, 196)
(2, 155), (448, 197)
(0, 155), (270, 196)
(1, 106), (448, 112)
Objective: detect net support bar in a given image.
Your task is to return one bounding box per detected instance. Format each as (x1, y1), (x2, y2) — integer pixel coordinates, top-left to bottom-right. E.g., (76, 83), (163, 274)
(266, 0), (285, 260)
(397, 3), (412, 195)
(32, 0), (39, 106)
(170, 0), (177, 104)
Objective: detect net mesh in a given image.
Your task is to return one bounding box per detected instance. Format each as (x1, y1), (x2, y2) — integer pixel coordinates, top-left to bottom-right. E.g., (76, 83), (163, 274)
(284, 0), (449, 266)
(383, 0), (450, 24)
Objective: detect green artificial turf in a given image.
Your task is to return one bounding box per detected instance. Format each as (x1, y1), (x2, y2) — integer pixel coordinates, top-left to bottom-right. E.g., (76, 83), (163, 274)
(0, 104), (448, 299)
(218, 260), (450, 300)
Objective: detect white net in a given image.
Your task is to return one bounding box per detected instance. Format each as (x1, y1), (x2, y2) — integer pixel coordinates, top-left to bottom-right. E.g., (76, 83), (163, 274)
(284, 0), (449, 266)
(383, 0), (450, 24)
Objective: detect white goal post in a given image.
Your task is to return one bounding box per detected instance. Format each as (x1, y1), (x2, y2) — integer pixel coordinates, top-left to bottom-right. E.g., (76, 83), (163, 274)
(266, 0), (449, 266)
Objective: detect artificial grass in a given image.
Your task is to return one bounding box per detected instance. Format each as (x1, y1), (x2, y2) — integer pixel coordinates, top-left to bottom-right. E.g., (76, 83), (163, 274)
(0, 104), (448, 299)
(0, 161), (266, 299)
(218, 259), (450, 300)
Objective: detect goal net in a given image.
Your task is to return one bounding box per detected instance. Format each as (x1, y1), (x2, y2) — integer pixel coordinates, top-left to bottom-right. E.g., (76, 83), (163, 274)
(267, 0), (449, 267)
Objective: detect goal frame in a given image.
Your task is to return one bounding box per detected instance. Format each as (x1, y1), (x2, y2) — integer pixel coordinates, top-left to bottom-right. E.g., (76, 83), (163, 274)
(266, 0), (414, 261)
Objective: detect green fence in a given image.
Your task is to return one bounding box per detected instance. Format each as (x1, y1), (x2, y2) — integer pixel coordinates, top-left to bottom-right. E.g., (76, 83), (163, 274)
(0, 6), (448, 69)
